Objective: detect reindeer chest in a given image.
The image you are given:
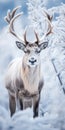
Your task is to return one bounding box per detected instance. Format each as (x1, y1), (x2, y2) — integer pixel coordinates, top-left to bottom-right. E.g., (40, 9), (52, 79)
(21, 67), (40, 94)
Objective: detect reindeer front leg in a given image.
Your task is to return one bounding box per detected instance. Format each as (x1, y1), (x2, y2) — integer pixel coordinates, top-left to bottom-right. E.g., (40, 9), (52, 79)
(9, 94), (16, 116)
(19, 98), (23, 110)
(33, 94), (40, 118)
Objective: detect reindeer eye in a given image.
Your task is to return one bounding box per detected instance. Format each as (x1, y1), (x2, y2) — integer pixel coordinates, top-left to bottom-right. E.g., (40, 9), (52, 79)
(24, 48), (30, 54)
(35, 48), (40, 53)
(25, 49), (30, 54)
(27, 50), (30, 54)
(24, 48), (27, 53)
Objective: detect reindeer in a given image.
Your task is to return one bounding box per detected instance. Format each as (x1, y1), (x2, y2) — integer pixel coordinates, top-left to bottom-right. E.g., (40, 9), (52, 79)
(5, 6), (52, 118)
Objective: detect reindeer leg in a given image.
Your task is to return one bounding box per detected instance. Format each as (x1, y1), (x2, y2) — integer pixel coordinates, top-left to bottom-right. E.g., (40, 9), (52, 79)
(18, 91), (23, 110)
(19, 99), (23, 110)
(9, 94), (16, 116)
(33, 94), (40, 118)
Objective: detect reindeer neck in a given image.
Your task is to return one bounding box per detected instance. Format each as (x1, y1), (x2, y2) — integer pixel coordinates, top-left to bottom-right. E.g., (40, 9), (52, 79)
(22, 61), (40, 76)
(21, 61), (41, 94)
(21, 61), (41, 83)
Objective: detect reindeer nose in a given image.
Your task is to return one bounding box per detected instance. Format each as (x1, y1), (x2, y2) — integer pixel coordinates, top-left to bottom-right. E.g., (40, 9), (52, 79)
(29, 57), (37, 64)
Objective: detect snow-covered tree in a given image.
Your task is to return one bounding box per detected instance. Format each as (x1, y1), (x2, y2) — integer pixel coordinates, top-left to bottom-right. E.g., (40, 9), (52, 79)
(49, 3), (65, 91)
(27, 0), (50, 36)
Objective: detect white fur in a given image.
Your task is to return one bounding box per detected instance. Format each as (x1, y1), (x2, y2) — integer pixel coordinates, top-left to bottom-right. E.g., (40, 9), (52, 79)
(5, 57), (42, 95)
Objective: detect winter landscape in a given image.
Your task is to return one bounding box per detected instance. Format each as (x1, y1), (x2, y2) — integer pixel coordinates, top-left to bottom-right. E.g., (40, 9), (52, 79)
(0, 0), (65, 130)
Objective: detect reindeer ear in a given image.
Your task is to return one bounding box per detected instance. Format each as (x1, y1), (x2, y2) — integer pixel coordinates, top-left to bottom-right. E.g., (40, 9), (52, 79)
(16, 41), (26, 51)
(39, 41), (48, 50)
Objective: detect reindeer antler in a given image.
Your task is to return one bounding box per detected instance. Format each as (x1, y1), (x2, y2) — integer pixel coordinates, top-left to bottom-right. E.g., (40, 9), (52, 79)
(44, 10), (53, 36)
(34, 31), (40, 44)
(40, 10), (53, 43)
(4, 6), (25, 43)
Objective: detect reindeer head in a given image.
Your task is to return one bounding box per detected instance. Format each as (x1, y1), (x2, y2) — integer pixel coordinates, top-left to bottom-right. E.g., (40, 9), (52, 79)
(16, 31), (48, 67)
(5, 6), (52, 67)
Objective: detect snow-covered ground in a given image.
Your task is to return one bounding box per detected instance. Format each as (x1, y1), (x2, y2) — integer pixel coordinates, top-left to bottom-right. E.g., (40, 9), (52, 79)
(0, 27), (65, 130)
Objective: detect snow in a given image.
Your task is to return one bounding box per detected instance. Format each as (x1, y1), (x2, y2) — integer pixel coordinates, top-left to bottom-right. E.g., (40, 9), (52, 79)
(0, 3), (65, 130)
